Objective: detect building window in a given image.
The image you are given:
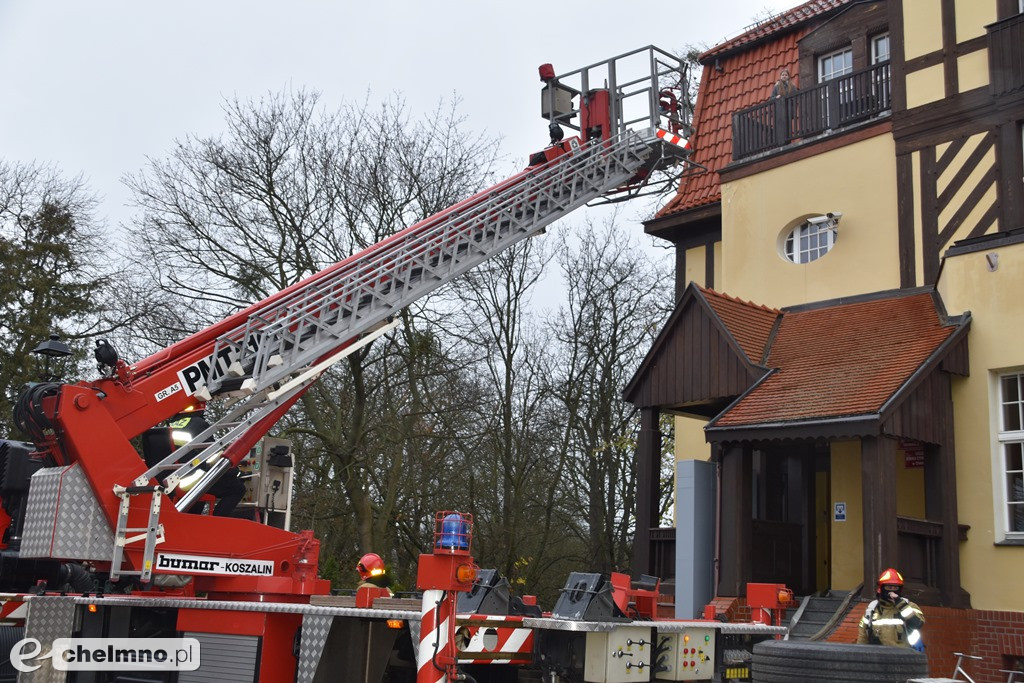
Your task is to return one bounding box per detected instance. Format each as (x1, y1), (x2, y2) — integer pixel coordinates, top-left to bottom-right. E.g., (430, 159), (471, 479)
(999, 372), (1024, 537)
(872, 34), (890, 64)
(783, 220), (837, 264)
(818, 47), (853, 82)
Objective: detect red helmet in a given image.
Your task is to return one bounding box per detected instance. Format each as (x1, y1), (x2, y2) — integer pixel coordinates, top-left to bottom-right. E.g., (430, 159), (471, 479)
(356, 553), (386, 580)
(877, 567), (904, 589)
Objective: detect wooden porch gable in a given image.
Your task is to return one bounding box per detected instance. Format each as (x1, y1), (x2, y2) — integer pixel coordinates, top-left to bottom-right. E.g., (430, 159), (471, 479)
(624, 282), (776, 413)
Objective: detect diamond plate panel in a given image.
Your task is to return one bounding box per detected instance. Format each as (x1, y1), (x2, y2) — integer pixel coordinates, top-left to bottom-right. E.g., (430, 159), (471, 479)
(20, 467), (64, 558)
(51, 463), (114, 559)
(296, 614), (332, 683)
(21, 596), (76, 683)
(21, 464), (113, 561)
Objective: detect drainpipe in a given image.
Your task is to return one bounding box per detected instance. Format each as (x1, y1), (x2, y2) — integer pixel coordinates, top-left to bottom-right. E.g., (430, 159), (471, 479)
(714, 446), (722, 605)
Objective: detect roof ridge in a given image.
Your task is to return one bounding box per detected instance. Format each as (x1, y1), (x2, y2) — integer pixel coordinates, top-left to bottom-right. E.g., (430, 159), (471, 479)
(781, 285), (935, 314)
(700, 286), (782, 315)
(700, 0), (853, 61)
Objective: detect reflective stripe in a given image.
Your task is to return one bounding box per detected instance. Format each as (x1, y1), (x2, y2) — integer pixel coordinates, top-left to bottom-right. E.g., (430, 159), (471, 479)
(871, 618), (905, 626)
(656, 128), (690, 149)
(899, 605), (918, 618)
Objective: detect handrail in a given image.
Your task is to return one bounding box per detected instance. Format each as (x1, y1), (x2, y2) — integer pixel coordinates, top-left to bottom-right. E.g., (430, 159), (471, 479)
(732, 61), (891, 160)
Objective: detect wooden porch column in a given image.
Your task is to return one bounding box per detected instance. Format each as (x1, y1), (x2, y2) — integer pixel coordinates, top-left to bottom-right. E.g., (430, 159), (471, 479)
(861, 435), (898, 599)
(717, 444), (752, 597)
(924, 377), (970, 607)
(632, 407), (661, 576)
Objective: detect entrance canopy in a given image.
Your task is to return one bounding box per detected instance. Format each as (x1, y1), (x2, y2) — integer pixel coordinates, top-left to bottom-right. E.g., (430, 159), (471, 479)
(625, 284), (970, 444)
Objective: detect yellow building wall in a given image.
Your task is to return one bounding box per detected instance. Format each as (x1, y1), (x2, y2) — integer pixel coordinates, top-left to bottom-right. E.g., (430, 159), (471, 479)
(674, 415), (711, 463)
(903, 0), (944, 59)
(906, 64), (945, 109)
(896, 446), (926, 518)
(685, 246), (706, 288)
(955, 0), (996, 42)
(830, 440), (863, 591)
(957, 50), (990, 93)
(713, 242), (722, 290)
(937, 241), (1024, 611)
(719, 134), (900, 309)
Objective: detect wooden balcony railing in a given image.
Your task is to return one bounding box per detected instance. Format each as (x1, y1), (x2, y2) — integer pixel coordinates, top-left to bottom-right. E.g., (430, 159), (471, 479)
(897, 515), (969, 596)
(650, 526), (676, 585)
(988, 11), (1024, 95)
(732, 61), (892, 160)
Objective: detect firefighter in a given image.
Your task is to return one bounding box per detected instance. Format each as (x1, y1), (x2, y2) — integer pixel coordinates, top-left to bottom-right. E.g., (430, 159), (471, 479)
(356, 553), (394, 595)
(857, 567), (926, 650)
(169, 408), (246, 517)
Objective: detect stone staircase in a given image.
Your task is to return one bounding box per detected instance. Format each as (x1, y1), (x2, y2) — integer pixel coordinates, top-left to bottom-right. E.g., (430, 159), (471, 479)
(786, 589), (859, 640)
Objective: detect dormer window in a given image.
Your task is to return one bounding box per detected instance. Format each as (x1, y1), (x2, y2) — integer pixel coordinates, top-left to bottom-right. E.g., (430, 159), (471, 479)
(872, 33), (890, 63)
(818, 47), (853, 82)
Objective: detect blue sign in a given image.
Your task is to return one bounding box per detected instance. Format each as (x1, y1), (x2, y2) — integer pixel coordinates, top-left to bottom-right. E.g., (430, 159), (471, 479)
(834, 502), (847, 522)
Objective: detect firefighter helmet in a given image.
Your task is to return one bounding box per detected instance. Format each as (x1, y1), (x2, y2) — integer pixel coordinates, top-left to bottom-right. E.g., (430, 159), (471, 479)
(356, 553), (386, 580)
(877, 567), (904, 588)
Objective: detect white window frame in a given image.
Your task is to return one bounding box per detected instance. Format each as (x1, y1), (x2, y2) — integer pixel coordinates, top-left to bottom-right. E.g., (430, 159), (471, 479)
(996, 371), (1024, 541)
(871, 34), (890, 64)
(818, 47), (853, 82)
(783, 220), (837, 264)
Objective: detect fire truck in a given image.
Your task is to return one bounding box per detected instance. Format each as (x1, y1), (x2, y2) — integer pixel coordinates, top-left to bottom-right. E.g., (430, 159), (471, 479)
(0, 47), (783, 682)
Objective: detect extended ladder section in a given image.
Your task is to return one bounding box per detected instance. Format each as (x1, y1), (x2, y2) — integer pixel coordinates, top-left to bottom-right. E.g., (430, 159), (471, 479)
(204, 131), (657, 399)
(135, 46), (694, 512)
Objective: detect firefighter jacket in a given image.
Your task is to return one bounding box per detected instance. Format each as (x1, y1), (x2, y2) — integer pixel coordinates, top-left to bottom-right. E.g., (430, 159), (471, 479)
(856, 596), (925, 647)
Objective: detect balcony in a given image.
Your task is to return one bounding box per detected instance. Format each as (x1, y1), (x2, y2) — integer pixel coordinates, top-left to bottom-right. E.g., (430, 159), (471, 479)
(988, 11), (1024, 95)
(732, 61), (892, 161)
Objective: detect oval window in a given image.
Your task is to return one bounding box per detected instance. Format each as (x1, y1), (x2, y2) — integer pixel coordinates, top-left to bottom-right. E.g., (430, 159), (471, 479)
(783, 219), (837, 264)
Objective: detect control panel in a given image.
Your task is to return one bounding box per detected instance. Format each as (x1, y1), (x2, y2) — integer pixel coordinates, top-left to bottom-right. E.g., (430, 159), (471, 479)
(238, 436), (293, 529)
(655, 627), (716, 681)
(584, 626), (656, 683)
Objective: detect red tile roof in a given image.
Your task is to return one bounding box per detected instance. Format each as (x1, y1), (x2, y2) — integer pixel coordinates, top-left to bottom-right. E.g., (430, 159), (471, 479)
(701, 288), (780, 364)
(702, 0), (851, 59)
(714, 291), (958, 426)
(655, 0), (854, 220)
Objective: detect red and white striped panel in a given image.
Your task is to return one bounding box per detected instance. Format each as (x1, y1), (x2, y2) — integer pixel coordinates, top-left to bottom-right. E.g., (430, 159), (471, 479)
(0, 598), (27, 623)
(456, 614), (533, 665)
(656, 128), (690, 150)
(418, 589), (451, 683)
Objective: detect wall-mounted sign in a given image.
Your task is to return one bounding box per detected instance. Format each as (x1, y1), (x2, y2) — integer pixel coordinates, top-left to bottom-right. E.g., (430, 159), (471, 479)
(901, 439), (926, 468)
(834, 502), (847, 522)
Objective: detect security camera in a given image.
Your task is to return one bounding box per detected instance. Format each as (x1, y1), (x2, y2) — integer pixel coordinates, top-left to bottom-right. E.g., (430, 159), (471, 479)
(806, 213), (842, 226)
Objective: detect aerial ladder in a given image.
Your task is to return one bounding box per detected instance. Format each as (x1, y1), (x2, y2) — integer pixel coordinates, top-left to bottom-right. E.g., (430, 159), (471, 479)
(0, 47), (793, 683)
(6, 47), (692, 602)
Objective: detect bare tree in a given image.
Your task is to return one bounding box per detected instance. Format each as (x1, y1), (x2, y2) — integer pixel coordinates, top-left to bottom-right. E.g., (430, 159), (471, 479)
(433, 237), (573, 590)
(545, 215), (671, 575)
(122, 89), (501, 588)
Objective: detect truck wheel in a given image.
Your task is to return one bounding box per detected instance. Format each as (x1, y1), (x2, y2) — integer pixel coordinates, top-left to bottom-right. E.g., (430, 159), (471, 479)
(751, 640), (929, 682)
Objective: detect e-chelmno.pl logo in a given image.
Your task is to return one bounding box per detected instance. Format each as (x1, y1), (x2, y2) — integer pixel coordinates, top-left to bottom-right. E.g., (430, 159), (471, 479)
(10, 637), (200, 672)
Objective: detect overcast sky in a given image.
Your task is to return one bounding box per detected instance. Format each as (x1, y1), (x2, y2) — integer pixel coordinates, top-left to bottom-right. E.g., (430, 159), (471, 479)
(0, 1), (794, 235)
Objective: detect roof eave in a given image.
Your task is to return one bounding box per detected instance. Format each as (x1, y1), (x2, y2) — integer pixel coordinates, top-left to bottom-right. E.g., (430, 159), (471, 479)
(705, 413), (881, 444)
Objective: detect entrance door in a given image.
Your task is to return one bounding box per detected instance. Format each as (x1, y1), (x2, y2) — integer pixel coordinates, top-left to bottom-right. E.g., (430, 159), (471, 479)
(750, 446), (818, 595)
